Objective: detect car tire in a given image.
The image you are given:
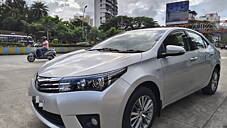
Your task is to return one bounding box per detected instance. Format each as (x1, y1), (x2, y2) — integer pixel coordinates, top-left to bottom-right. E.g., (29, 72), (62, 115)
(122, 87), (158, 128)
(202, 68), (220, 95)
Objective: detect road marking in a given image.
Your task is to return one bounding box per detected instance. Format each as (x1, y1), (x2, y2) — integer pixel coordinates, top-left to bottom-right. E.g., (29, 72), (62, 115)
(222, 57), (227, 59)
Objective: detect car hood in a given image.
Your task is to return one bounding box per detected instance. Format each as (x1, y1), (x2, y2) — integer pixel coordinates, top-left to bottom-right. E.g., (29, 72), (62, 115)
(38, 50), (142, 77)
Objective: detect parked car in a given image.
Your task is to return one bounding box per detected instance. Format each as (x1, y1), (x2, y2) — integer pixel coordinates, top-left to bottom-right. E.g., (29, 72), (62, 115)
(29, 27), (221, 128)
(220, 44), (227, 49)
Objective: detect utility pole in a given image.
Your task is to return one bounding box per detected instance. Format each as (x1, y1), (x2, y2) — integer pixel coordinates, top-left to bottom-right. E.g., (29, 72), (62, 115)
(0, 0), (3, 20)
(83, 5), (88, 21)
(82, 5), (88, 41)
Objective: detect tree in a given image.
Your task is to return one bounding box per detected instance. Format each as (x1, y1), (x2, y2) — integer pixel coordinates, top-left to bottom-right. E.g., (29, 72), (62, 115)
(1, 17), (18, 30)
(40, 16), (58, 40)
(3, 0), (28, 18)
(87, 27), (106, 43)
(99, 16), (133, 31)
(70, 18), (89, 27)
(29, 2), (48, 22)
(55, 21), (71, 43)
(100, 16), (159, 31)
(72, 27), (85, 42)
(105, 27), (123, 38)
(0, 0), (29, 31)
(133, 17), (159, 29)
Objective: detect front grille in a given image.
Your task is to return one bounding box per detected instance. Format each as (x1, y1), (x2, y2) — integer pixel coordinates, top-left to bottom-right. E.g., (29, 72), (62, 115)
(32, 99), (65, 128)
(35, 76), (61, 93)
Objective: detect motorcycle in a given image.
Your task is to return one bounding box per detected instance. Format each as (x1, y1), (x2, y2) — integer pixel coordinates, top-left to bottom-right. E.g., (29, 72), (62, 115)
(27, 44), (56, 62)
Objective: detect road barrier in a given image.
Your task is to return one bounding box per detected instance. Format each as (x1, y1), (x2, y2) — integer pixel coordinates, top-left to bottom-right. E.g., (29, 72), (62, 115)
(0, 47), (83, 55)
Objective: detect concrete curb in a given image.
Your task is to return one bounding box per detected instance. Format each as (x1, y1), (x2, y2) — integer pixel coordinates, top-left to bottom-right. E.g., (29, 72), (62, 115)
(0, 47), (83, 55)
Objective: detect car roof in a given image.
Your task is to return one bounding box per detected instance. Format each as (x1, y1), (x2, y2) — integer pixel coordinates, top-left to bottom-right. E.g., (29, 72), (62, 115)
(135, 27), (203, 36)
(141, 27), (194, 31)
(128, 27), (197, 33)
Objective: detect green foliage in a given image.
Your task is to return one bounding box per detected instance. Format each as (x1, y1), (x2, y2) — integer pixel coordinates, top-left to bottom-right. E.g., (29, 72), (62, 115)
(52, 39), (59, 44)
(70, 18), (89, 28)
(0, 42), (25, 47)
(99, 16), (159, 31)
(0, 1), (160, 45)
(0, 0), (48, 32)
(2, 17), (19, 30)
(87, 27), (106, 43)
(29, 2), (48, 22)
(105, 27), (123, 38)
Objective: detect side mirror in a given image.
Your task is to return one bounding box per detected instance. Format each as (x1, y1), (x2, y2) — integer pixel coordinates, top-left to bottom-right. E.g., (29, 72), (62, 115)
(163, 45), (186, 56)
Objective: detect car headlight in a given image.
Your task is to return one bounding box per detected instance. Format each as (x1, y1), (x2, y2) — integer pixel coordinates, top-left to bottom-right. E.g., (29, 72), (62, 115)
(58, 68), (127, 92)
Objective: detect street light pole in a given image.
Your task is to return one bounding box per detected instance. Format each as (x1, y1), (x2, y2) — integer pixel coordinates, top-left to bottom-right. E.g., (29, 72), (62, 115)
(82, 5), (88, 41)
(83, 5), (88, 20)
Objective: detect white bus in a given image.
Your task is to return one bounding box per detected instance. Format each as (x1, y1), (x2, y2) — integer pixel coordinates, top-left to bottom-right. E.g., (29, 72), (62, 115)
(0, 34), (35, 46)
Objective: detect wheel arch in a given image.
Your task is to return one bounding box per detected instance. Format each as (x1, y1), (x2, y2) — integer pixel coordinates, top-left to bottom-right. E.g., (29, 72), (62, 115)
(134, 81), (162, 116)
(214, 64), (221, 72)
(123, 80), (163, 118)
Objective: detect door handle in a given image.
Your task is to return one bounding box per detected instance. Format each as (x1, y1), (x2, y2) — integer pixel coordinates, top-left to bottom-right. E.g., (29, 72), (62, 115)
(190, 57), (198, 61)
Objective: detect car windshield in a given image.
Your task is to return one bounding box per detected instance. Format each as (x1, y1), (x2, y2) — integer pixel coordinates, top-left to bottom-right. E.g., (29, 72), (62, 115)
(91, 29), (165, 53)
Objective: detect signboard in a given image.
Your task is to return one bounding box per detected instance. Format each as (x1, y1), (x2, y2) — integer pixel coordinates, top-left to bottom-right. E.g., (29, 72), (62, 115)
(166, 1), (189, 25)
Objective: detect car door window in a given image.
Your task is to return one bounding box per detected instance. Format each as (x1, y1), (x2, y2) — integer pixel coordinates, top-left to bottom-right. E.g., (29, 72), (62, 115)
(186, 31), (207, 50)
(163, 31), (189, 51)
(202, 38), (209, 47)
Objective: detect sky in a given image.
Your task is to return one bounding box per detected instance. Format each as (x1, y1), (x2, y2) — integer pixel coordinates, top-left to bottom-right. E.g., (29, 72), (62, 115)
(26, 0), (227, 25)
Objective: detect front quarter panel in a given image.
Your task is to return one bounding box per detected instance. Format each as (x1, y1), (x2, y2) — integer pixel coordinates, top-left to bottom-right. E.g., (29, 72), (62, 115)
(121, 58), (164, 108)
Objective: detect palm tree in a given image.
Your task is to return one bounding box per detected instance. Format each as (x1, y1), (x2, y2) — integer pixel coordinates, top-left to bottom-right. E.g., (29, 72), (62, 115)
(3, 0), (28, 18)
(29, 2), (48, 21)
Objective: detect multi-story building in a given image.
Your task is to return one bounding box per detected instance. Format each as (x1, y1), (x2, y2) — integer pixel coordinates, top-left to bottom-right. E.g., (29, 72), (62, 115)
(72, 15), (93, 26)
(188, 10), (197, 20)
(198, 13), (220, 22)
(94, 0), (118, 27)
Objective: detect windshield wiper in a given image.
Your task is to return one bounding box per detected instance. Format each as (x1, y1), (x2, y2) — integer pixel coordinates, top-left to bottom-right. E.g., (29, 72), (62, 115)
(119, 49), (145, 53)
(89, 48), (145, 53)
(89, 48), (121, 52)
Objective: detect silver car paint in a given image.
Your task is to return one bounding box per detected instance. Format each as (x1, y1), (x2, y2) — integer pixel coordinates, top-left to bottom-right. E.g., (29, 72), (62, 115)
(29, 27), (221, 128)
(38, 50), (142, 77)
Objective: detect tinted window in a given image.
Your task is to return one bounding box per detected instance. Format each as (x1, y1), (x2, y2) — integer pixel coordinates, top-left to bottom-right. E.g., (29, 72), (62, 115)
(186, 31), (206, 50)
(92, 30), (165, 52)
(163, 31), (189, 51)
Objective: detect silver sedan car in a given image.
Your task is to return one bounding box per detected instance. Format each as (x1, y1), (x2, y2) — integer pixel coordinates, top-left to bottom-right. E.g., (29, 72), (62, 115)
(29, 27), (221, 128)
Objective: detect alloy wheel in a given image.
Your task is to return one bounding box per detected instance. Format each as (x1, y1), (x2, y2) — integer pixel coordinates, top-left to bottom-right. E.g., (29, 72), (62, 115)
(130, 95), (154, 128)
(211, 71), (219, 91)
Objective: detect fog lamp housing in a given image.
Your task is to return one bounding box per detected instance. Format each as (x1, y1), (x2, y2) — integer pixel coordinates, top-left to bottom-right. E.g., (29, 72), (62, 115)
(77, 114), (100, 128)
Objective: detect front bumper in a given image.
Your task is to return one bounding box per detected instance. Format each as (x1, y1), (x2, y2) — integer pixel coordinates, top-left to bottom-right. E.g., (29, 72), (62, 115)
(31, 101), (65, 128)
(29, 78), (131, 128)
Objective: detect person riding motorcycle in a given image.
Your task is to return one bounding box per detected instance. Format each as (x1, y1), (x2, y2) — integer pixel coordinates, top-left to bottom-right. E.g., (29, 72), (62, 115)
(27, 36), (55, 62)
(37, 36), (49, 57)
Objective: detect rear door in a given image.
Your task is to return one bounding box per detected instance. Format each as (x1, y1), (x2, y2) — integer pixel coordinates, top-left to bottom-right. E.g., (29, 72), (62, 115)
(159, 30), (198, 104)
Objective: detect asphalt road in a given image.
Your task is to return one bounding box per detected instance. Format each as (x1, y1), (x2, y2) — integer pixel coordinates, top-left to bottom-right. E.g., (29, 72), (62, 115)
(0, 50), (227, 128)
